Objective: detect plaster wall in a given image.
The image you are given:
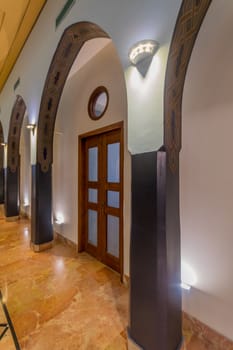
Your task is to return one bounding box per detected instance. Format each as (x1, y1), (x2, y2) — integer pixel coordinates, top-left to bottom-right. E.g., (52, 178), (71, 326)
(181, 0), (233, 340)
(19, 114), (31, 218)
(53, 42), (131, 276)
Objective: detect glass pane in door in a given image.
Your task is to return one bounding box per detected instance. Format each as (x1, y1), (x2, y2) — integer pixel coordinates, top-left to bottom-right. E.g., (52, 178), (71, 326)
(88, 209), (98, 246)
(107, 143), (120, 183)
(88, 188), (98, 203)
(107, 215), (119, 258)
(88, 147), (98, 181)
(107, 190), (120, 208)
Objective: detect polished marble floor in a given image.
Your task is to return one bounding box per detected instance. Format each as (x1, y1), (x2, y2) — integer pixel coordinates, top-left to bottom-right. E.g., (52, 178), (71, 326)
(0, 205), (231, 349)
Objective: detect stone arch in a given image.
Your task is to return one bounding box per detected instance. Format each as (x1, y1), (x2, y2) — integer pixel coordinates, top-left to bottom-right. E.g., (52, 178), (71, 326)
(0, 121), (4, 203)
(149, 0), (212, 347)
(37, 22), (109, 173)
(5, 95), (26, 217)
(31, 22), (109, 248)
(164, 0), (212, 172)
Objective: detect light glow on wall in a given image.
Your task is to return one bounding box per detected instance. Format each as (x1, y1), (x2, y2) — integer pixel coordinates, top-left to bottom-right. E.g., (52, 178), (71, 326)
(23, 197), (29, 207)
(127, 55), (161, 91)
(55, 213), (64, 225)
(181, 261), (197, 288)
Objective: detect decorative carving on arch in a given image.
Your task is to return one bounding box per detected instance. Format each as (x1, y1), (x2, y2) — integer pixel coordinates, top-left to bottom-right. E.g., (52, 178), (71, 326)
(7, 95), (26, 172)
(0, 121), (4, 171)
(164, 0), (212, 172)
(37, 22), (110, 172)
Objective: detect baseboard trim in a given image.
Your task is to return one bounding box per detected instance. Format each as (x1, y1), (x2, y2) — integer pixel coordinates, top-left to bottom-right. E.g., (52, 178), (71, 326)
(183, 312), (233, 349)
(54, 231), (77, 251)
(123, 274), (130, 287)
(20, 209), (30, 219)
(5, 216), (19, 222)
(31, 240), (53, 252)
(127, 329), (143, 350)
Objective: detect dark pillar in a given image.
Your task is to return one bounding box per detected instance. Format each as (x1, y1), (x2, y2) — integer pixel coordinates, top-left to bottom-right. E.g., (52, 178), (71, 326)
(5, 167), (19, 217)
(0, 168), (4, 203)
(31, 163), (53, 251)
(128, 150), (182, 350)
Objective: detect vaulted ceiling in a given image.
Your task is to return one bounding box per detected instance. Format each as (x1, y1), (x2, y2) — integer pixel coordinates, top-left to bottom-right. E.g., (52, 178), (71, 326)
(0, 0), (47, 92)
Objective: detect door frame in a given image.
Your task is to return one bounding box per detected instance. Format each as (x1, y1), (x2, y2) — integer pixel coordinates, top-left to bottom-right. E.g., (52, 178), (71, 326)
(78, 121), (124, 278)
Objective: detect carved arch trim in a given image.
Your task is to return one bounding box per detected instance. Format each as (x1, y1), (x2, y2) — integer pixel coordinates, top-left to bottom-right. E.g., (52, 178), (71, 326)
(7, 95), (26, 172)
(164, 0), (212, 172)
(0, 121), (4, 171)
(36, 21), (110, 172)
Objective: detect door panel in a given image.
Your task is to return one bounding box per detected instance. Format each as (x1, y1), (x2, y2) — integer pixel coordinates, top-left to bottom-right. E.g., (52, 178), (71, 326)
(88, 209), (98, 246)
(82, 127), (123, 273)
(107, 142), (120, 183)
(107, 214), (120, 258)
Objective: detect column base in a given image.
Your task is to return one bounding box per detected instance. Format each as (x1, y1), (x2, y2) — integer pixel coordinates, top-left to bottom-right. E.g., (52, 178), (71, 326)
(127, 329), (184, 350)
(178, 337), (185, 350)
(127, 330), (143, 350)
(5, 216), (19, 222)
(30, 240), (53, 252)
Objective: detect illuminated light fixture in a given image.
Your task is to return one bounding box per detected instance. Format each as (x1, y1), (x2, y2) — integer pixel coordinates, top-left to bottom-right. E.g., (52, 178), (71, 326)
(181, 282), (191, 291)
(181, 261), (197, 291)
(55, 214), (64, 225)
(128, 40), (159, 65)
(0, 142), (7, 147)
(26, 123), (36, 135)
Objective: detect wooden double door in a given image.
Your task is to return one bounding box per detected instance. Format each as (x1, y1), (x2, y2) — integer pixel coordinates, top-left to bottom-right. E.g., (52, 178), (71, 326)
(79, 123), (123, 274)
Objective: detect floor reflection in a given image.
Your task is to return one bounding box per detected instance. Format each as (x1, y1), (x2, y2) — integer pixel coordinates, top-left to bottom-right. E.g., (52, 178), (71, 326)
(0, 207), (128, 350)
(0, 205), (230, 350)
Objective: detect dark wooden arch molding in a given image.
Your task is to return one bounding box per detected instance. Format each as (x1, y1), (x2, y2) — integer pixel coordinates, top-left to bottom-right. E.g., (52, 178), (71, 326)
(5, 95), (26, 218)
(0, 121), (4, 203)
(164, 0), (212, 172)
(129, 1), (212, 350)
(31, 22), (109, 250)
(37, 22), (109, 172)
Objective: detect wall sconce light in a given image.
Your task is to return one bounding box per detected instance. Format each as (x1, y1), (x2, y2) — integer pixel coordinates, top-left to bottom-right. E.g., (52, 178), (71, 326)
(128, 39), (159, 66)
(26, 123), (36, 135)
(0, 142), (7, 147)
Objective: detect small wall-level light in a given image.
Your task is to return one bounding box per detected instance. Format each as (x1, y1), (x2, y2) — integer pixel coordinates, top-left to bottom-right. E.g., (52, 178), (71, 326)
(181, 261), (197, 291)
(128, 39), (160, 66)
(0, 142), (7, 147)
(55, 214), (64, 225)
(26, 123), (36, 135)
(181, 282), (191, 291)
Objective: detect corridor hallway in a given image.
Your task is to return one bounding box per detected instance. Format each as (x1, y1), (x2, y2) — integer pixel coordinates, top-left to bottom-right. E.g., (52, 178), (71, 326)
(0, 205), (231, 350)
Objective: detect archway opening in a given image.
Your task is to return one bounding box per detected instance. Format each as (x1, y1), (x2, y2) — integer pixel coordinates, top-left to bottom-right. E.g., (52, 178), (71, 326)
(32, 22), (130, 278)
(19, 113), (31, 218)
(53, 36), (130, 277)
(5, 95), (28, 219)
(181, 0), (233, 341)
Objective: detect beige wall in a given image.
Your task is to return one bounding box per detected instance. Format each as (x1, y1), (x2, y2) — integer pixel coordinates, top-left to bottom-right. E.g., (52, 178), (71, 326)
(19, 112), (31, 218)
(181, 0), (233, 340)
(126, 44), (169, 153)
(53, 41), (131, 276)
